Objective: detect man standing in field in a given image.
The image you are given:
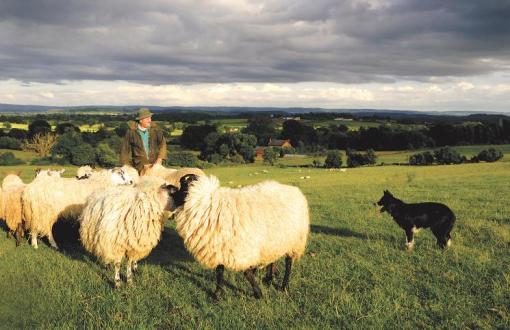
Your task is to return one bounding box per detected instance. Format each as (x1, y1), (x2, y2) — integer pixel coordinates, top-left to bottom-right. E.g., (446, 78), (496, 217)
(120, 107), (167, 173)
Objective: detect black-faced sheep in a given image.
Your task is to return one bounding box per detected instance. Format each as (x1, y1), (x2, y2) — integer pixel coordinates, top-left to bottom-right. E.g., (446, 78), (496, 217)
(171, 174), (309, 299)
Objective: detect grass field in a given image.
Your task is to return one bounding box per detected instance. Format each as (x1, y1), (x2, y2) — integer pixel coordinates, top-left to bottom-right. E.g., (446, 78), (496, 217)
(274, 144), (510, 167)
(0, 156), (509, 328)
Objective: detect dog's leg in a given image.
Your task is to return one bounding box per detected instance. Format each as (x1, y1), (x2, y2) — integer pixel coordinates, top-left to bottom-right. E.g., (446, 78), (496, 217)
(405, 228), (414, 250)
(432, 222), (452, 249)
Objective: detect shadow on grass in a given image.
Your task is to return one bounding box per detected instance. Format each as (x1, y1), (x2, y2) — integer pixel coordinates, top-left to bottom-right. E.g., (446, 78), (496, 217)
(0, 220), (10, 234)
(164, 263), (250, 300)
(52, 222), (194, 264)
(145, 227), (194, 265)
(311, 225), (366, 239)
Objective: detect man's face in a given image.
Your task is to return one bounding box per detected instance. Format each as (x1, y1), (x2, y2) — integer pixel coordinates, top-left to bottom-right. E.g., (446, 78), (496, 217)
(139, 116), (152, 129)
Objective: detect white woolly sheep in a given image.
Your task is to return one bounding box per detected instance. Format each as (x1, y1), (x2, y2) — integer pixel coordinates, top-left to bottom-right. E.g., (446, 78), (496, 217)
(171, 174), (310, 299)
(1, 173), (26, 246)
(22, 165), (137, 249)
(76, 165), (93, 179)
(79, 176), (176, 288)
(0, 169), (64, 246)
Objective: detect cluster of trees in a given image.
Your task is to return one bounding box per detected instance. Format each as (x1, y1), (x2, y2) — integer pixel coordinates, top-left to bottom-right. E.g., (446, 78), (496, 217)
(235, 117), (510, 152)
(409, 147), (503, 165)
(0, 119), (125, 167)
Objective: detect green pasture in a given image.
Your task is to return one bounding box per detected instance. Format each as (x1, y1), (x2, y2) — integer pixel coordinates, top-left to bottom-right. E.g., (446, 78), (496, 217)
(275, 144), (510, 167)
(1, 157), (509, 328)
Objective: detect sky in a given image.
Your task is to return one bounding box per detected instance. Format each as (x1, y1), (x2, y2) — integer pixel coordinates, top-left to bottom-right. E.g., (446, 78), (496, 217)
(1, 0), (510, 112)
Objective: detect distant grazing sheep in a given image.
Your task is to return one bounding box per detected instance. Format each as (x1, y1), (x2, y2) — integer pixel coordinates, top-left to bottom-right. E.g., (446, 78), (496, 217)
(79, 176), (176, 287)
(171, 174), (309, 299)
(22, 166), (137, 249)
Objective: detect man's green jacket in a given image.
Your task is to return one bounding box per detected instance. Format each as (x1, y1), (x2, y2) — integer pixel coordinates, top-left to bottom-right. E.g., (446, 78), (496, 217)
(120, 122), (167, 173)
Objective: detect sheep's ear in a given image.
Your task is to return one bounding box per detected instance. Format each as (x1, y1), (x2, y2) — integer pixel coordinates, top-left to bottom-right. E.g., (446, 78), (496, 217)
(35, 168), (42, 175)
(180, 174), (198, 187)
(162, 184), (179, 195)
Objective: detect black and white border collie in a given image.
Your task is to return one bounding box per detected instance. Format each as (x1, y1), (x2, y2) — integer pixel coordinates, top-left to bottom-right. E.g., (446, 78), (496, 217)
(376, 190), (456, 250)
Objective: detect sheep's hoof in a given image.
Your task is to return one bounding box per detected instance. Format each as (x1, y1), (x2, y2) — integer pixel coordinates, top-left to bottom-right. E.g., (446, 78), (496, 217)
(278, 286), (289, 293)
(253, 289), (262, 299)
(114, 281), (122, 289)
(213, 288), (224, 301)
(262, 277), (272, 286)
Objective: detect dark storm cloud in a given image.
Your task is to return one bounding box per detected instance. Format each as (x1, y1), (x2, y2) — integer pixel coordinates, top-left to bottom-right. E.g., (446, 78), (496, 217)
(0, 0), (509, 84)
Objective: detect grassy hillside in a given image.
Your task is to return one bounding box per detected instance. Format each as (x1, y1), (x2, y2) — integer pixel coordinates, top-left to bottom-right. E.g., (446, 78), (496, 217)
(0, 162), (509, 328)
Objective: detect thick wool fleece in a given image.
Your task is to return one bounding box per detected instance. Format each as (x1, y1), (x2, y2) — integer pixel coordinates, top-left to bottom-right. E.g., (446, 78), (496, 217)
(1, 177), (25, 232)
(79, 176), (172, 265)
(174, 175), (309, 272)
(22, 169), (133, 240)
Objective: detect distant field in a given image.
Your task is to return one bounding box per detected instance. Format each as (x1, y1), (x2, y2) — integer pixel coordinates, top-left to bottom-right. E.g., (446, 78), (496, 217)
(274, 144), (510, 167)
(0, 160), (508, 328)
(0, 123), (28, 130)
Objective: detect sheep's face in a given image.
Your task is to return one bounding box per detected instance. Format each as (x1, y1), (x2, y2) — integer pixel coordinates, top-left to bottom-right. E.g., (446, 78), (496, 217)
(171, 174), (198, 207)
(159, 184), (179, 211)
(110, 168), (135, 185)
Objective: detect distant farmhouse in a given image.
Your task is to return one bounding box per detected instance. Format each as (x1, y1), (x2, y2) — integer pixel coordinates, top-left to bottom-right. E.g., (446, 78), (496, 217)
(255, 138), (292, 159)
(268, 138), (292, 148)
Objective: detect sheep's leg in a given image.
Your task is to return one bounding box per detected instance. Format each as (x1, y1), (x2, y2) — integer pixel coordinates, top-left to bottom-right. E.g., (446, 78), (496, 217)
(30, 232), (38, 249)
(244, 268), (262, 299)
(213, 265), (225, 300)
(6, 231), (12, 239)
(280, 256), (292, 292)
(114, 262), (122, 289)
(15, 224), (23, 247)
(126, 260), (133, 285)
(132, 260), (138, 273)
(262, 263), (276, 285)
(47, 232), (59, 250)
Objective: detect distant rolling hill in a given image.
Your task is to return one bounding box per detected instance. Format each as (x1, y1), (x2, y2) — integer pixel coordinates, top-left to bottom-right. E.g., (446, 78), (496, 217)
(0, 103), (508, 119)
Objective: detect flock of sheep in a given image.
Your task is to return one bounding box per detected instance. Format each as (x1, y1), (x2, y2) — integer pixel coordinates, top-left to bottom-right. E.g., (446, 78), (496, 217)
(0, 164), (310, 299)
